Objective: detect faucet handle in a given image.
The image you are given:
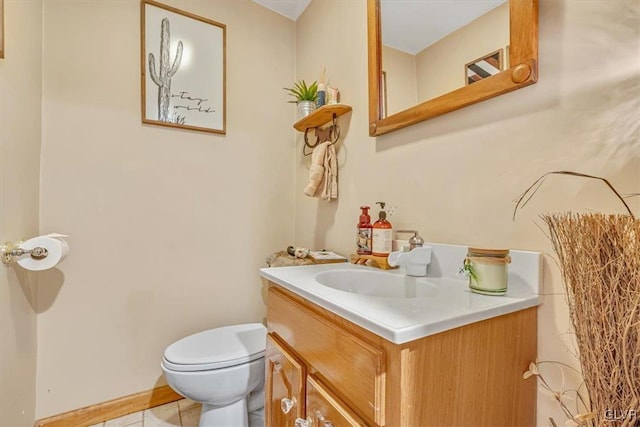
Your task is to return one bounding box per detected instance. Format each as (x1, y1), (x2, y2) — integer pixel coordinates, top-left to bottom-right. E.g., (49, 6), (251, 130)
(396, 230), (424, 250)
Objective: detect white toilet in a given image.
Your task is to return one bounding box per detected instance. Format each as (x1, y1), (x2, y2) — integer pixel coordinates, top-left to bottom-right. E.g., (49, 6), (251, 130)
(161, 323), (267, 427)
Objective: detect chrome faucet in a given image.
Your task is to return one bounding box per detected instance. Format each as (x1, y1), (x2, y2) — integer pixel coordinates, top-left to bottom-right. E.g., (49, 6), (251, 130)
(396, 230), (424, 250)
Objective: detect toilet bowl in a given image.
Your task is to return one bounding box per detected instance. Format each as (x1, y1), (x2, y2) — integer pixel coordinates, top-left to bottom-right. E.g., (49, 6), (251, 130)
(161, 323), (267, 427)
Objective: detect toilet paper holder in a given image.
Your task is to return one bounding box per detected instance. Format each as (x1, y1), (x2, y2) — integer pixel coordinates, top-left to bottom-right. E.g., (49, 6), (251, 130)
(1, 241), (49, 264)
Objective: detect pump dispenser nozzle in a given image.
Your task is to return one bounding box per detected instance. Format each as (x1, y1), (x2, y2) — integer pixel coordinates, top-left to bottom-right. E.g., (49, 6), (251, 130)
(375, 202), (387, 220)
(359, 206), (370, 222)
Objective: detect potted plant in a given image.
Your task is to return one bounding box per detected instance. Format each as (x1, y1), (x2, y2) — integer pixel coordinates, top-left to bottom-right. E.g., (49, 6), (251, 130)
(284, 80), (318, 119)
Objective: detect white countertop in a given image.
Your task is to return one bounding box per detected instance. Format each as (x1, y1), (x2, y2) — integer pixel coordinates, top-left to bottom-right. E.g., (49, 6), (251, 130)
(260, 243), (543, 344)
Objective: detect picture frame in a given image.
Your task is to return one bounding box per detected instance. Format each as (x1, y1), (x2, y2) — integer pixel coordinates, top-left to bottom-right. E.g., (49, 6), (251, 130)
(141, 0), (226, 134)
(465, 48), (503, 86)
(505, 45), (510, 69)
(0, 0), (4, 58)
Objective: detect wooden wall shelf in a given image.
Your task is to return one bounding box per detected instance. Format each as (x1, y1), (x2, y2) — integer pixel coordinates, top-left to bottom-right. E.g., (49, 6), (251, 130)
(293, 104), (352, 131)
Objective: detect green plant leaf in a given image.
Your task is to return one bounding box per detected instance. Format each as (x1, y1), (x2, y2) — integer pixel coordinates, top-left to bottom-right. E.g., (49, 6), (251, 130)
(283, 80), (318, 103)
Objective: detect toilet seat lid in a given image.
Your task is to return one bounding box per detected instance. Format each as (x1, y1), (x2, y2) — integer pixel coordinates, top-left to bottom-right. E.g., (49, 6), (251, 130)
(163, 323), (266, 372)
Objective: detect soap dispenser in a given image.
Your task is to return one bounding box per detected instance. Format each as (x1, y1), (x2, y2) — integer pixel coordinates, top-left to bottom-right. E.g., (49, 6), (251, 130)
(372, 202), (393, 256)
(357, 206), (373, 255)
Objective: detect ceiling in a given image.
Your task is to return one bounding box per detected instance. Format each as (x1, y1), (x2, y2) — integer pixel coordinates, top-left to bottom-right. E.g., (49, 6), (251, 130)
(252, 0), (506, 55)
(252, 0), (312, 20)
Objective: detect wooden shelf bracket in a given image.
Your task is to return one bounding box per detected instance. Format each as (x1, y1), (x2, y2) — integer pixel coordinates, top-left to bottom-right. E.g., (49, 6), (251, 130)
(294, 104), (352, 156)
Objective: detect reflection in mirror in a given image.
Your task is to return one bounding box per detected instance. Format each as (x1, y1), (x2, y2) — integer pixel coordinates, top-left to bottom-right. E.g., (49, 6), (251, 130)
(466, 49), (504, 86)
(381, 0), (509, 117)
(368, 0), (538, 136)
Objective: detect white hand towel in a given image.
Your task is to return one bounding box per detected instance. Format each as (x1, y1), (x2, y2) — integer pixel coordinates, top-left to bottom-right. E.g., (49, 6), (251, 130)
(321, 143), (338, 201)
(304, 142), (328, 197)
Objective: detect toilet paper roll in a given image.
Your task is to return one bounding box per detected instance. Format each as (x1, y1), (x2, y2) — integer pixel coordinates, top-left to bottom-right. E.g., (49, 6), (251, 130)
(16, 234), (69, 271)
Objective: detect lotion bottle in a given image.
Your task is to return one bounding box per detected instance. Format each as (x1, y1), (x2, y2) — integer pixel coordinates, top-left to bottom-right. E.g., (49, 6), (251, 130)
(357, 206), (373, 255)
(317, 83), (326, 107)
(372, 202), (393, 256)
(317, 67), (326, 107)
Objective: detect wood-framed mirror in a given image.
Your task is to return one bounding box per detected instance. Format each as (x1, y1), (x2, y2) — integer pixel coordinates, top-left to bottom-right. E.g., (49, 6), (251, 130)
(367, 0), (538, 136)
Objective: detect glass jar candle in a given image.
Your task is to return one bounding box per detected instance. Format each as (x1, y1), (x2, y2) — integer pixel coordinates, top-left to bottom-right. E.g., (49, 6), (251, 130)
(464, 247), (511, 295)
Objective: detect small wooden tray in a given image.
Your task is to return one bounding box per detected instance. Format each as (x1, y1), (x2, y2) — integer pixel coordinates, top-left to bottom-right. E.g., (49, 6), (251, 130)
(350, 254), (396, 270)
(309, 251), (348, 264)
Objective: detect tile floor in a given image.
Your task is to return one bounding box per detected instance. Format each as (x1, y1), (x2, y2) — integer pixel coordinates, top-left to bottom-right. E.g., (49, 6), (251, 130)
(89, 398), (264, 427)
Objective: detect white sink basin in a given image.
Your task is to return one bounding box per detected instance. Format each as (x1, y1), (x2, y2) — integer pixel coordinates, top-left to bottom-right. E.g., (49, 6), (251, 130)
(315, 269), (438, 299)
(260, 243), (543, 343)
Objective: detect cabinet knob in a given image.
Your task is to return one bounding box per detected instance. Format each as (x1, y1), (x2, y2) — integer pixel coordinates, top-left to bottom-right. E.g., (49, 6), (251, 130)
(294, 417), (311, 427)
(316, 411), (334, 427)
(273, 361), (282, 372)
(281, 397), (296, 414)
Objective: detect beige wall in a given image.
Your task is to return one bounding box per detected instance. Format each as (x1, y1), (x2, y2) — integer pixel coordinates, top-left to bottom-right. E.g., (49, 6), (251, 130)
(1, 0), (638, 422)
(381, 45), (416, 116)
(416, 2), (509, 102)
(295, 0), (639, 424)
(36, 0), (295, 418)
(0, 1), (42, 426)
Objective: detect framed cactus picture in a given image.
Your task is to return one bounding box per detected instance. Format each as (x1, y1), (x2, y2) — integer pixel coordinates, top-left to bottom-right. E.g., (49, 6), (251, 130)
(141, 0), (226, 134)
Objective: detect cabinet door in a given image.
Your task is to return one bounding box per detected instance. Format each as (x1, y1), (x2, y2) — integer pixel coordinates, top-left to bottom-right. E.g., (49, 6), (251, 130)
(306, 375), (367, 427)
(268, 286), (385, 425)
(266, 333), (305, 427)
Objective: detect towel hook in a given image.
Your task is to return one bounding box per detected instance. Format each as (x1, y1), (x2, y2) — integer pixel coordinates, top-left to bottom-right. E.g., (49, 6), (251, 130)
(303, 113), (341, 156)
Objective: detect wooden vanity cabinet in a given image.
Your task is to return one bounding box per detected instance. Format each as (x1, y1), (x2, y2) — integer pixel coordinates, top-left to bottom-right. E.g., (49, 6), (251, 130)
(305, 375), (368, 427)
(265, 282), (537, 427)
(266, 334), (306, 427)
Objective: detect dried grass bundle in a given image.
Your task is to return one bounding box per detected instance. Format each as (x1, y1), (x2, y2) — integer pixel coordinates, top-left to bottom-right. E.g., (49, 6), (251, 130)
(544, 213), (640, 426)
(515, 172), (640, 426)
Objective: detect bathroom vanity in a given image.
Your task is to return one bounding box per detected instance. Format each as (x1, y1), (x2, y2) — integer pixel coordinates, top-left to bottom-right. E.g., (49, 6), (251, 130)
(260, 243), (542, 426)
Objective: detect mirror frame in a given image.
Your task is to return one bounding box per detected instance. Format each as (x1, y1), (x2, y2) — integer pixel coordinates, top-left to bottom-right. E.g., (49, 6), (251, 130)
(367, 0), (538, 136)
